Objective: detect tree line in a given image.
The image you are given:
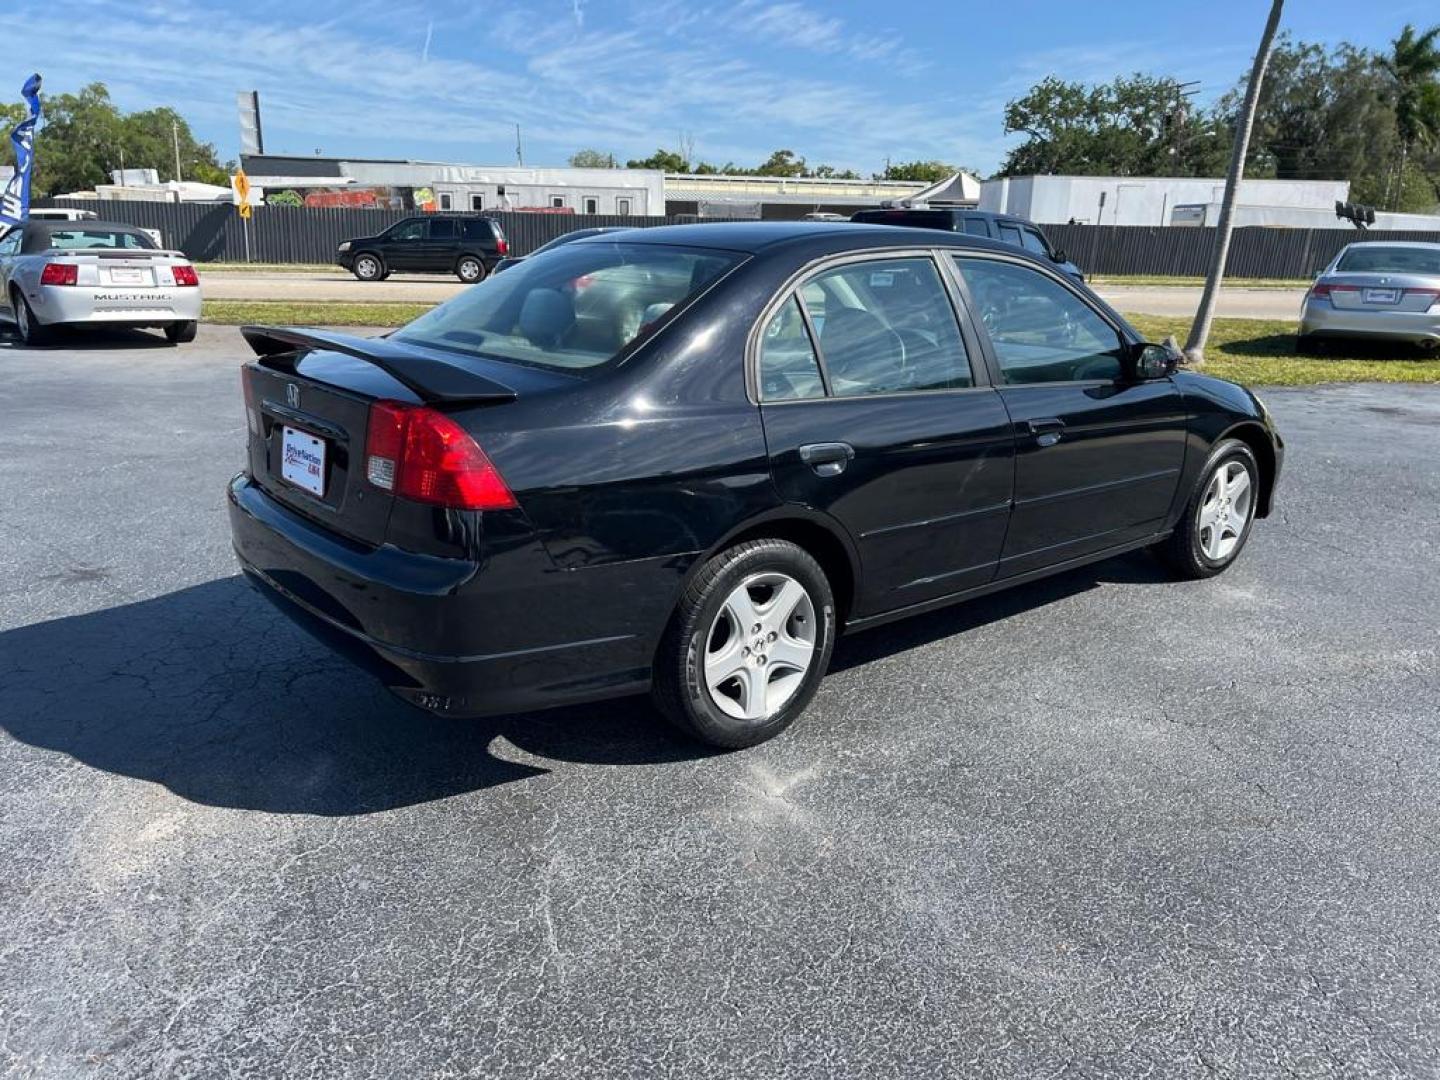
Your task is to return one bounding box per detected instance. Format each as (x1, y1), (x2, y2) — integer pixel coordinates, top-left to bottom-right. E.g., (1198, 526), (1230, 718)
(0, 83), (232, 196)
(569, 147), (960, 184)
(999, 23), (1440, 212)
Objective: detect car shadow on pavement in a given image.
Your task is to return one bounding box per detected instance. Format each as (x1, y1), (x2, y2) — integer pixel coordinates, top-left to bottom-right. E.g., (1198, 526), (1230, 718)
(1, 554), (1170, 816)
(0, 325), (177, 350)
(829, 550), (1170, 673)
(0, 576), (704, 816)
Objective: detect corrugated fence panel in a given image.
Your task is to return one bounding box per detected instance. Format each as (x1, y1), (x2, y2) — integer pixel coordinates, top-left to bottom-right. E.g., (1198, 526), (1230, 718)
(35, 200), (1440, 277)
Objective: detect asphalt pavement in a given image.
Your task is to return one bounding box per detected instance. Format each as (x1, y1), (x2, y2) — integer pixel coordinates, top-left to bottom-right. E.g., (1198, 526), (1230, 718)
(197, 269), (1308, 320)
(2, 324), (1437, 1078)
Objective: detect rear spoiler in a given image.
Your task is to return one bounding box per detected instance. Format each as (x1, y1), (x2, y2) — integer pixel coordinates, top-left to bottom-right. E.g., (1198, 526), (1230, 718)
(241, 326), (517, 406)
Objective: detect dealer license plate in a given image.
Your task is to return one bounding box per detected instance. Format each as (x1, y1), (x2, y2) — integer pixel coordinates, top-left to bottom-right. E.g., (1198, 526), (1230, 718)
(108, 267), (148, 286)
(1364, 287), (1399, 304)
(281, 426), (326, 497)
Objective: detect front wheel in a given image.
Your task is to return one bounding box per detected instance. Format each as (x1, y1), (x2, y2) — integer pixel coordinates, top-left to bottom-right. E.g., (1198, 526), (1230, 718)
(352, 254), (383, 281)
(1155, 439), (1260, 579)
(653, 539), (835, 749)
(456, 256), (486, 283)
(165, 320), (198, 344)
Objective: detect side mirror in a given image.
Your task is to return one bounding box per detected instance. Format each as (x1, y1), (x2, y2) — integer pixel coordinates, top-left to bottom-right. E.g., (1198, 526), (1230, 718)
(1130, 341), (1179, 380)
(1051, 249), (1067, 263)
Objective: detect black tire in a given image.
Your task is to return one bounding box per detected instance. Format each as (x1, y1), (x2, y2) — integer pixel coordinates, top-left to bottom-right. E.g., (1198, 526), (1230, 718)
(352, 253), (384, 281)
(653, 539), (836, 749)
(1154, 438), (1260, 580)
(164, 320), (198, 344)
(456, 256), (486, 284)
(12, 289), (50, 346)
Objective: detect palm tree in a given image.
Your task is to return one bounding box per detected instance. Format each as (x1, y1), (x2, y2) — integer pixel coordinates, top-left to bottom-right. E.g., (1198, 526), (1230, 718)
(1185, 0), (1284, 366)
(1382, 23), (1440, 210)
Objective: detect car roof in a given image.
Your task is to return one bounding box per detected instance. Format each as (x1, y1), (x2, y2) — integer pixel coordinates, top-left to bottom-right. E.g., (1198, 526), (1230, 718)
(1339, 240), (1440, 250)
(19, 219), (149, 236)
(571, 220), (1030, 258)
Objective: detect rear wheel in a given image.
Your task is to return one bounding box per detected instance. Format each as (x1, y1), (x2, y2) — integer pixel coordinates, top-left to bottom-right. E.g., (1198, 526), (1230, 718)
(456, 256), (486, 284)
(653, 539), (835, 749)
(352, 253), (383, 281)
(1155, 439), (1260, 579)
(165, 320), (198, 344)
(12, 289), (50, 346)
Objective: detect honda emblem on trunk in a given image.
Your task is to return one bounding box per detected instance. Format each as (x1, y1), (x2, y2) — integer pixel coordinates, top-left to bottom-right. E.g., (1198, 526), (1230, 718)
(286, 383), (301, 409)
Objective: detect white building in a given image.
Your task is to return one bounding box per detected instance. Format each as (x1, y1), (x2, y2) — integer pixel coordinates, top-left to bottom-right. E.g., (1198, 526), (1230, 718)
(980, 174), (1351, 227)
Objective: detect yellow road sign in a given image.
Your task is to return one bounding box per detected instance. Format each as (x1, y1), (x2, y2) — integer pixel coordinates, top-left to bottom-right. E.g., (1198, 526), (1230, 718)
(233, 170), (252, 219)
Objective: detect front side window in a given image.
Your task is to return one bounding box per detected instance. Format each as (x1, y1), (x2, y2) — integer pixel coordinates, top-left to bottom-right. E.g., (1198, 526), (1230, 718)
(954, 257), (1124, 384)
(0, 230), (20, 257)
(1019, 228), (1050, 256)
(801, 257), (971, 396)
(758, 296), (824, 400)
(387, 220), (425, 242)
(393, 242), (741, 372)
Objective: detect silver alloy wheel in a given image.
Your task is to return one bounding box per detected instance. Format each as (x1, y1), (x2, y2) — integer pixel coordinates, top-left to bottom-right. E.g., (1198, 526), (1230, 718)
(356, 255), (380, 280)
(1197, 460), (1254, 561)
(16, 295), (30, 339)
(703, 571), (817, 722)
(458, 258), (482, 282)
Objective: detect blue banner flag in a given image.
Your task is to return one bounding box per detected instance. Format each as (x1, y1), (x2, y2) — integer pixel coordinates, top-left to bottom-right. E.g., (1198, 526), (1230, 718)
(0, 73), (42, 227)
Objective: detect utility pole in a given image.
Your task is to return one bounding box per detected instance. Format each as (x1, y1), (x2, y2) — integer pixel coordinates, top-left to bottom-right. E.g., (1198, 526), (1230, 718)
(1185, 0), (1284, 366)
(172, 119), (183, 183)
(515, 124), (523, 166)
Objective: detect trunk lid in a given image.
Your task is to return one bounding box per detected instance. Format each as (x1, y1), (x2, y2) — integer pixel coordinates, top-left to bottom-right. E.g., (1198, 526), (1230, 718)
(1318, 272), (1440, 313)
(43, 249), (193, 289)
(241, 328), (573, 548)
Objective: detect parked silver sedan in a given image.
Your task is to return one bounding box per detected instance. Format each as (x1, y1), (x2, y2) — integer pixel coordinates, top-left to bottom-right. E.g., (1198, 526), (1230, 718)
(0, 220), (202, 346)
(1299, 241), (1440, 352)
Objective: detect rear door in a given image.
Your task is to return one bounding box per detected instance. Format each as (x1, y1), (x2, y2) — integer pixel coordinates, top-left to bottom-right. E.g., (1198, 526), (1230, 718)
(419, 217), (460, 272)
(950, 253), (1187, 577)
(757, 251), (1014, 615)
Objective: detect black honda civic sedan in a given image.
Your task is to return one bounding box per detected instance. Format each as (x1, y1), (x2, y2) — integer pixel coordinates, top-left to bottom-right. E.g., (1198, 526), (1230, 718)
(230, 222), (1283, 748)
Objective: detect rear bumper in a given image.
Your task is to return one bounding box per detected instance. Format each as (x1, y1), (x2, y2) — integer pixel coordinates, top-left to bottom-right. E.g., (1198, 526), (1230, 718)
(1300, 301), (1440, 345)
(227, 474), (655, 716)
(29, 284), (202, 326)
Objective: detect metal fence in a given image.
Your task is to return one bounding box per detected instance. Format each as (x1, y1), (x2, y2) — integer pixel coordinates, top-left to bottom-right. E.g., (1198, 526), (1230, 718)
(1045, 224), (1440, 279)
(33, 199), (1440, 277)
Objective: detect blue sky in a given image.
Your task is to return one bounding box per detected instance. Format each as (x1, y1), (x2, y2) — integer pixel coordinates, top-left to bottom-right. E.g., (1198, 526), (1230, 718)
(8, 0), (1432, 176)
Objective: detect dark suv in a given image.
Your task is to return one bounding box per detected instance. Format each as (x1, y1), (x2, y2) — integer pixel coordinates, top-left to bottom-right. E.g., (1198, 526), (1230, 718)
(851, 208), (1083, 282)
(337, 215), (509, 283)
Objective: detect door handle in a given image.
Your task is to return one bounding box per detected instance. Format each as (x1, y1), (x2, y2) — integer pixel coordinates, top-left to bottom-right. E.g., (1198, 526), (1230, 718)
(1024, 418), (1065, 447)
(799, 442), (855, 477)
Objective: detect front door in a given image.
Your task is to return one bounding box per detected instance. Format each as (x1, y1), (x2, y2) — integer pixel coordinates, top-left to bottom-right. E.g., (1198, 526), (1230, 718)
(757, 253), (1015, 616)
(0, 227), (22, 318)
(950, 254), (1188, 578)
(381, 219), (428, 270)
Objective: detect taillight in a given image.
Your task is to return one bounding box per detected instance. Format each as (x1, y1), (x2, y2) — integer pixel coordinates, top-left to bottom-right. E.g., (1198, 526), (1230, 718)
(364, 400), (516, 510)
(1309, 283), (1355, 300)
(495, 237), (509, 255)
(40, 263), (78, 286)
(241, 369), (261, 436)
(173, 264), (199, 287)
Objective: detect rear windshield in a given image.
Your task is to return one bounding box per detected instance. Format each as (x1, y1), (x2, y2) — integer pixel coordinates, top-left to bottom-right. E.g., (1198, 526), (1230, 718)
(1336, 246), (1440, 274)
(393, 241), (742, 372)
(42, 228), (155, 251)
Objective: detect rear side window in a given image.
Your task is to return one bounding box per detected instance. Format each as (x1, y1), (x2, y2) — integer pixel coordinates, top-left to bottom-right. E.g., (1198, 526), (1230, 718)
(997, 223), (1023, 247)
(758, 296), (824, 400)
(431, 218), (458, 240)
(758, 257), (971, 400)
(462, 219), (494, 241)
(393, 242), (742, 372)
